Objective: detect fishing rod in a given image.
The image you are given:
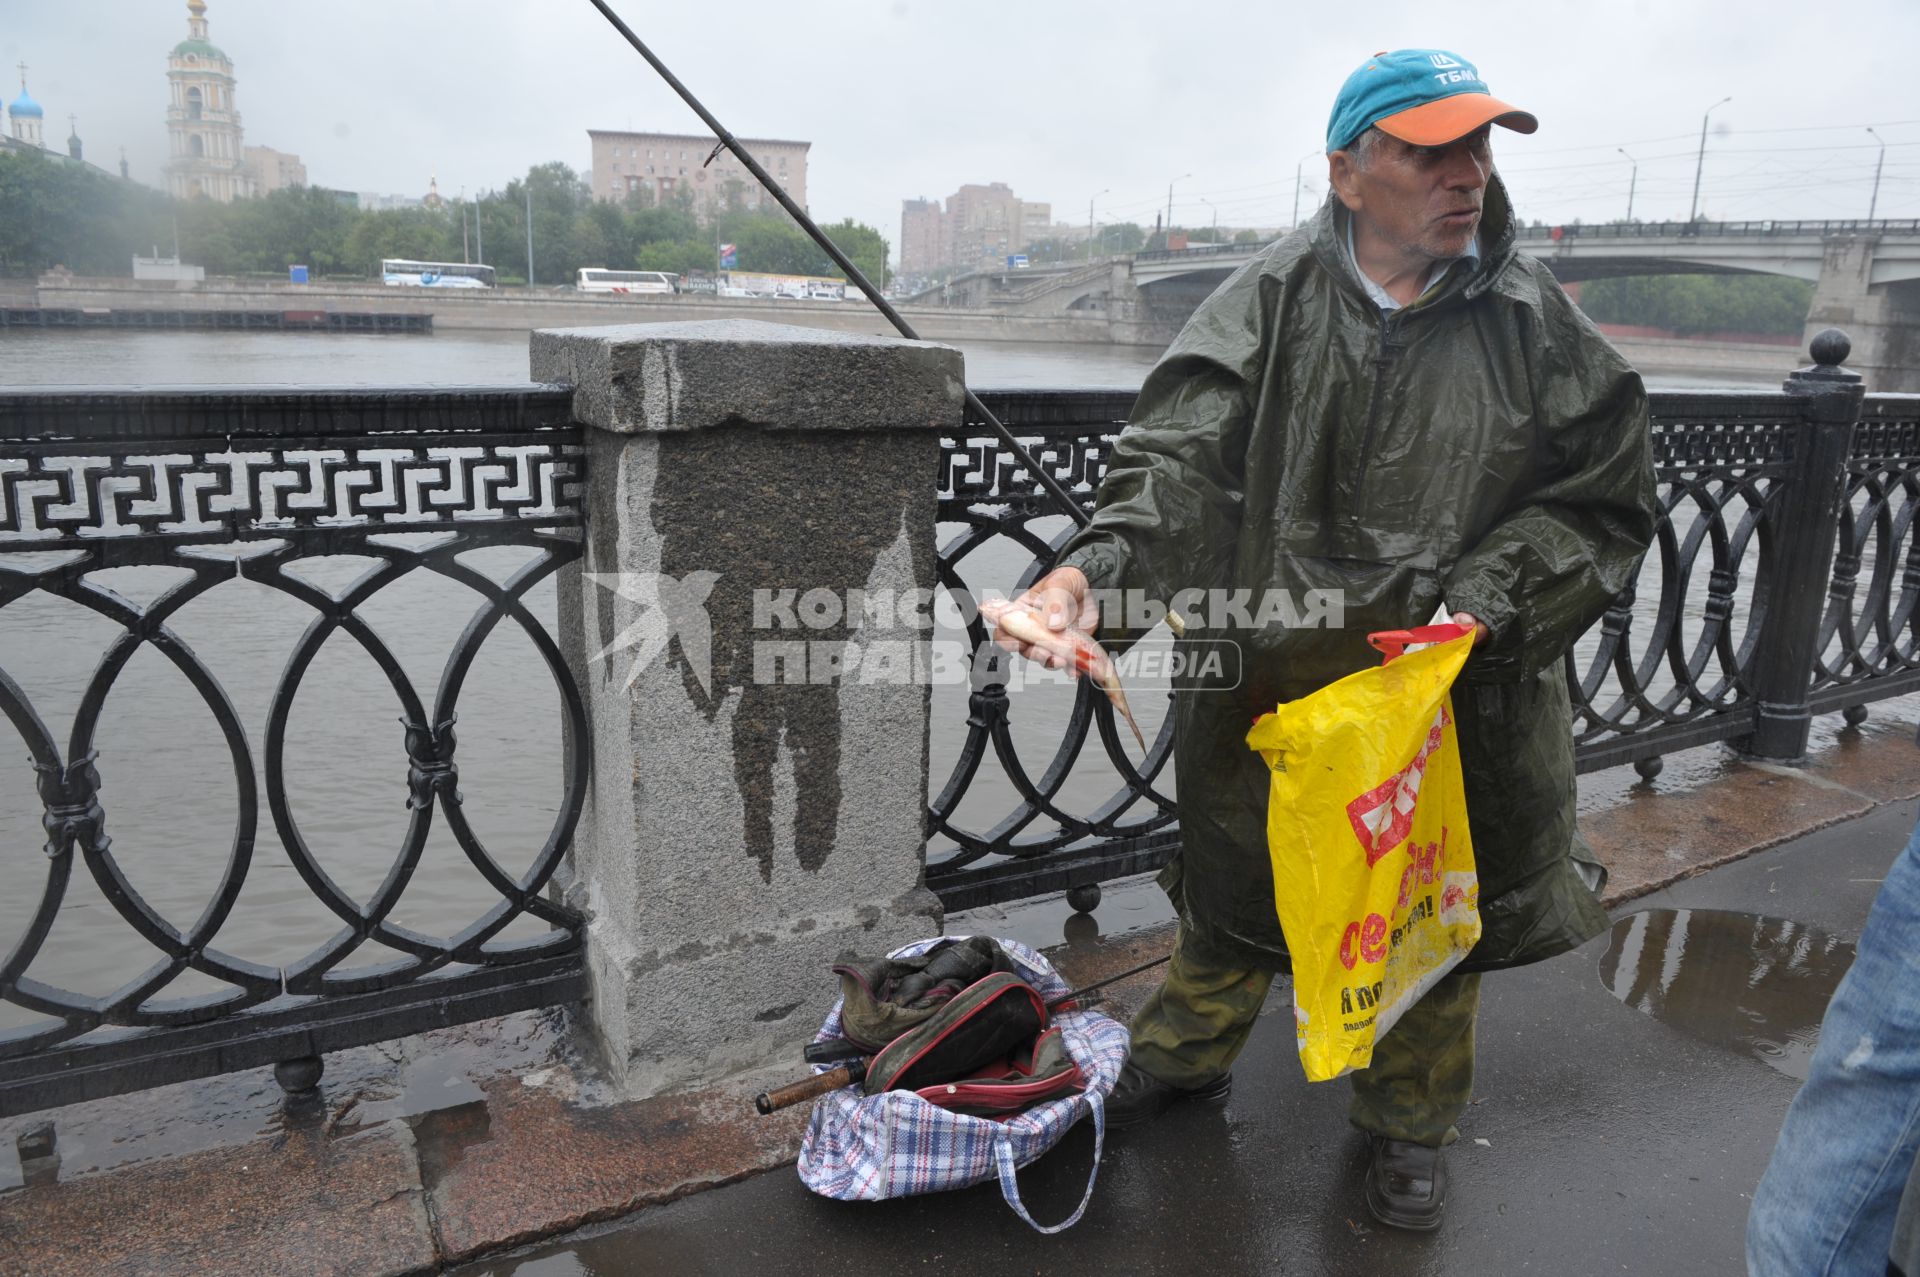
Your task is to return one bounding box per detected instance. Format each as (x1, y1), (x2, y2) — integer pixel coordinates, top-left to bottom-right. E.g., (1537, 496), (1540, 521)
(583, 0), (1091, 530)
(585, 1), (1194, 641)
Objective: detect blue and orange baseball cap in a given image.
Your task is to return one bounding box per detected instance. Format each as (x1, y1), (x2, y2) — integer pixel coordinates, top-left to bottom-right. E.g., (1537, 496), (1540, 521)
(1325, 49), (1537, 153)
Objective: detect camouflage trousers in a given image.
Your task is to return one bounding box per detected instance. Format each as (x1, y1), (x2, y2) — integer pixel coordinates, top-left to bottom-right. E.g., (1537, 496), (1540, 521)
(1127, 925), (1482, 1147)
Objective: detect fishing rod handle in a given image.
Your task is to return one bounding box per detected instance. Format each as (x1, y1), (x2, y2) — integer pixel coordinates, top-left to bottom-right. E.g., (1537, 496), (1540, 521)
(754, 1061), (865, 1115)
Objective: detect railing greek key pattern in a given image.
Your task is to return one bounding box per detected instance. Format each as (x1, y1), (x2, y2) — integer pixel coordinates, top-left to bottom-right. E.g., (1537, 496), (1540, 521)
(0, 387), (590, 1116)
(0, 440), (580, 542)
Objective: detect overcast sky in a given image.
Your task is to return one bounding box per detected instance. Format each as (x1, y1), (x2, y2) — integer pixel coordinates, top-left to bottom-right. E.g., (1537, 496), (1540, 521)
(9, 1), (1919, 251)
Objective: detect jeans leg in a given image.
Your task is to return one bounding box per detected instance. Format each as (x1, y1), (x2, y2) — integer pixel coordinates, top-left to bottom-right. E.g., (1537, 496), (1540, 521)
(1748, 820), (1920, 1277)
(1348, 968), (1481, 1147)
(1128, 925), (1275, 1088)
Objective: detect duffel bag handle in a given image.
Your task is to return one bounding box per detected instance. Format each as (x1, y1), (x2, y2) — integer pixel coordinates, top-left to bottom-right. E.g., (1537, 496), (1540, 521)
(992, 1091), (1105, 1235)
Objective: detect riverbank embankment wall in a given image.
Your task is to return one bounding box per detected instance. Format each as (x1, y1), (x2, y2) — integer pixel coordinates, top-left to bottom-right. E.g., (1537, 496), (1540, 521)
(24, 276), (1112, 346)
(9, 275), (1799, 380)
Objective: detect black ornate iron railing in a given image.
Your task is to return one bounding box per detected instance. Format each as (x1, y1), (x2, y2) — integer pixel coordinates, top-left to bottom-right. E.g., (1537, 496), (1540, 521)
(0, 386), (589, 1116)
(930, 347), (1920, 911)
(1813, 400), (1920, 712)
(1514, 218), (1920, 240)
(1561, 390), (1800, 771)
(928, 391), (1179, 911)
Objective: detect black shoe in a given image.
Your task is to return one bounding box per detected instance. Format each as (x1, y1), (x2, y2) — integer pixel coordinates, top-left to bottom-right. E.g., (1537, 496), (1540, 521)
(1363, 1134), (1448, 1231)
(1104, 1060), (1232, 1128)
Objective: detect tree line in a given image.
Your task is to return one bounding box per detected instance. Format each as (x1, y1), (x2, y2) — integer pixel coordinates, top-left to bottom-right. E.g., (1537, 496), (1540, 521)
(1577, 273), (1814, 337)
(0, 149), (888, 285)
(0, 146), (1816, 335)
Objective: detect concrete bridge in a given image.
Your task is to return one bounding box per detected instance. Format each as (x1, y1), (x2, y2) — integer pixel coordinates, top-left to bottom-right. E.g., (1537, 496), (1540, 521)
(1129, 218), (1920, 285)
(916, 219), (1920, 388)
(1125, 218), (1920, 389)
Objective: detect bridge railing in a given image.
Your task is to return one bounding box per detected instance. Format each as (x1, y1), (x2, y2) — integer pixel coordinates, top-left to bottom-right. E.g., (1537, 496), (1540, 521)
(1517, 218), (1920, 240)
(929, 333), (1920, 911)
(1136, 217), (1920, 267)
(0, 386), (589, 1116)
(1134, 241), (1268, 263)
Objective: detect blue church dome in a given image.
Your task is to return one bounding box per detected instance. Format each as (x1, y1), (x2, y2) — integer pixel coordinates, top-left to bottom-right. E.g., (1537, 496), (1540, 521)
(9, 89), (43, 120)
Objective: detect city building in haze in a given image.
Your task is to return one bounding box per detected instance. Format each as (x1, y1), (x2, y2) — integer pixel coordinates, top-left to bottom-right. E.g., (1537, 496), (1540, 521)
(7, 68), (45, 149)
(7, 6), (301, 196)
(3, 71), (105, 176)
(587, 129), (809, 216)
(3, 70), (130, 182)
(899, 184), (1052, 276)
(360, 191), (426, 211)
(245, 145), (306, 196)
(900, 198), (950, 279)
(164, 0), (255, 201)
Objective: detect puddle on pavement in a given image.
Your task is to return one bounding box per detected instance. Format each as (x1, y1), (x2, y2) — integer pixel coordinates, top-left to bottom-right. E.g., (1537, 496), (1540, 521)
(1599, 908), (1854, 1081)
(463, 1251), (594, 1276)
(949, 869), (1175, 953)
(409, 1097), (494, 1187)
(1572, 695), (1920, 818)
(0, 1005), (580, 1185)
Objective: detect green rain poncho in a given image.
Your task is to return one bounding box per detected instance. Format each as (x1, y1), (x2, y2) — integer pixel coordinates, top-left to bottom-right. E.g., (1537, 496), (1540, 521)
(1057, 176), (1658, 974)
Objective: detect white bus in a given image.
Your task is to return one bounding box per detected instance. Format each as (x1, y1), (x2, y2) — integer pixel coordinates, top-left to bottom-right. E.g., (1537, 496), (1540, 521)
(381, 259), (496, 289)
(576, 268), (678, 295)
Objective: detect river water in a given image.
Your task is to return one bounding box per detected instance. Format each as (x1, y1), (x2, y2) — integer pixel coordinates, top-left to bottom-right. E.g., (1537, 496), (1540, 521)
(0, 329), (1789, 1029)
(0, 328), (1169, 390)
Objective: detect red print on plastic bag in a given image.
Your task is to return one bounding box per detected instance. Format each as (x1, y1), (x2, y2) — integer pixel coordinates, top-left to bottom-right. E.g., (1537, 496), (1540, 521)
(1344, 708), (1450, 866)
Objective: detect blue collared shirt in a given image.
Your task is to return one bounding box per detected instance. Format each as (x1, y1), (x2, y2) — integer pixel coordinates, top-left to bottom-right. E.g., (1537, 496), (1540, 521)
(1345, 217), (1481, 312)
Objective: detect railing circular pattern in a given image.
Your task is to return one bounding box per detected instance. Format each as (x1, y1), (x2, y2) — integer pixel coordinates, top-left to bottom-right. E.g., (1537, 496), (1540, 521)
(930, 393), (1180, 902)
(0, 391), (589, 1065)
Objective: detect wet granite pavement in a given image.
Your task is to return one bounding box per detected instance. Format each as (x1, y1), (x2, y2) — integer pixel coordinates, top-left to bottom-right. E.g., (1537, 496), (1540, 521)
(459, 798), (1918, 1277)
(5, 710), (1918, 1275)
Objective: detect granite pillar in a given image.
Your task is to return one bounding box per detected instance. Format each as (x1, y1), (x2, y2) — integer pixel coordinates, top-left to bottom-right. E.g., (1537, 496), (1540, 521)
(535, 319), (960, 1096)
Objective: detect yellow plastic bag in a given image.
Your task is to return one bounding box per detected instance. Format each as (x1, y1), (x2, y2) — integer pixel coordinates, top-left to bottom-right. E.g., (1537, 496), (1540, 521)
(1245, 624), (1483, 1082)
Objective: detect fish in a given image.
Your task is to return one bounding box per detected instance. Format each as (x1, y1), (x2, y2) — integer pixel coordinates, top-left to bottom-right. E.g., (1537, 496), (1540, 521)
(979, 597), (1147, 753)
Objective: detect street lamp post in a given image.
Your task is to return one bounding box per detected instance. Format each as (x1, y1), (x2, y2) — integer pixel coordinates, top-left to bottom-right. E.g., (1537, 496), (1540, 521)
(1199, 197), (1218, 243)
(475, 192), (485, 266)
(1087, 188), (1109, 264)
(1617, 147), (1638, 223)
(525, 182), (535, 287)
(1166, 172), (1191, 241)
(1688, 96), (1732, 224)
(1867, 127), (1886, 222)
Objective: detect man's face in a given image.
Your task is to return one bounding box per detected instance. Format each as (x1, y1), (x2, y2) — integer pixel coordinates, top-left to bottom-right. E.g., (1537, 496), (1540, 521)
(1331, 126), (1493, 265)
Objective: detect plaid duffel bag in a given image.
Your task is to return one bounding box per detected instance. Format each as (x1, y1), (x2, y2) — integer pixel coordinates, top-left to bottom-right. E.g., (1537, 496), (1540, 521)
(796, 936), (1129, 1233)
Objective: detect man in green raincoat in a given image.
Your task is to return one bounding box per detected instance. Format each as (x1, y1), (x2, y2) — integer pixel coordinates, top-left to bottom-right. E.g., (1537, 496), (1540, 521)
(993, 49), (1657, 1230)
